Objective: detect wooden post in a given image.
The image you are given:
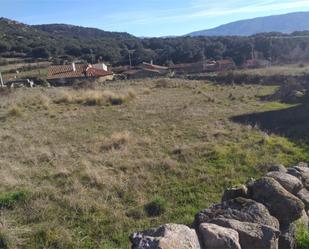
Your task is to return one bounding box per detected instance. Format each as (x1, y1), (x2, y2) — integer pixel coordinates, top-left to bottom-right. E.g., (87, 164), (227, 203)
(0, 72), (4, 87)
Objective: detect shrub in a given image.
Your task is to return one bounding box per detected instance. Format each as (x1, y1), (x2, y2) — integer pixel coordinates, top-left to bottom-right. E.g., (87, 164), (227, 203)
(155, 79), (170, 88)
(0, 190), (28, 208)
(7, 105), (22, 117)
(296, 224), (309, 249)
(144, 196), (167, 217)
(0, 229), (12, 249)
(54, 90), (135, 106)
(101, 131), (131, 151)
(143, 88), (151, 95)
(104, 89), (135, 106)
(35, 94), (50, 109)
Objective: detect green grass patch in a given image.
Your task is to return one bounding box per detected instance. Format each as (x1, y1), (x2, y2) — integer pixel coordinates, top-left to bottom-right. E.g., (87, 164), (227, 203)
(261, 101), (296, 111)
(0, 190), (28, 209)
(296, 224), (309, 249)
(144, 196), (168, 217)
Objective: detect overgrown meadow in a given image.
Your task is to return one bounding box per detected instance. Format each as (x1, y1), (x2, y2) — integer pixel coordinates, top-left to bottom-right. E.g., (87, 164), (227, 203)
(0, 78), (308, 248)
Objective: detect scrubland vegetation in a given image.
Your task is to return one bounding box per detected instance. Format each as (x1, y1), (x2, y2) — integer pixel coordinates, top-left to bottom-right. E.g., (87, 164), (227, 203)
(0, 78), (309, 248)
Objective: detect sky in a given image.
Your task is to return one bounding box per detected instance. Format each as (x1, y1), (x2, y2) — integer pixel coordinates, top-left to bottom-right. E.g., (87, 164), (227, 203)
(2, 0), (309, 37)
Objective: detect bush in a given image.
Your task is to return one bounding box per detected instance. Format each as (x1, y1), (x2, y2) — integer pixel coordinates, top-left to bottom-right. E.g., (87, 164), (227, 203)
(155, 79), (170, 88)
(7, 106), (22, 117)
(0, 229), (12, 249)
(144, 196), (167, 217)
(101, 131), (131, 151)
(296, 224), (309, 249)
(54, 90), (136, 106)
(0, 190), (28, 208)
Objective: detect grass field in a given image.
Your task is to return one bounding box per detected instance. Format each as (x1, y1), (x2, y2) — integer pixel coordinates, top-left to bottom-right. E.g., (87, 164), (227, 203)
(235, 63), (309, 76)
(0, 78), (308, 248)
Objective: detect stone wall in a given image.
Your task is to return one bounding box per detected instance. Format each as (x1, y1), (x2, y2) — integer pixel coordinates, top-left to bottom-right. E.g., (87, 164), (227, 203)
(130, 163), (309, 249)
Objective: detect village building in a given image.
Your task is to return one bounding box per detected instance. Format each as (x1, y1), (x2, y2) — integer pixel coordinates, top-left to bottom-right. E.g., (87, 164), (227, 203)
(140, 61), (169, 74)
(121, 61), (169, 79)
(169, 62), (205, 74)
(244, 59), (271, 69)
(46, 63), (114, 85)
(216, 59), (236, 71)
(169, 60), (234, 74)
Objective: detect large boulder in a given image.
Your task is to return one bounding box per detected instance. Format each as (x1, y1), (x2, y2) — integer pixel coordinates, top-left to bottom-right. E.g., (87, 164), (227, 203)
(222, 185), (249, 202)
(209, 218), (280, 249)
(297, 188), (309, 211)
(130, 224), (201, 249)
(279, 224), (296, 249)
(266, 171), (303, 194)
(199, 223), (241, 249)
(249, 177), (304, 225)
(287, 166), (309, 189)
(195, 197), (279, 229)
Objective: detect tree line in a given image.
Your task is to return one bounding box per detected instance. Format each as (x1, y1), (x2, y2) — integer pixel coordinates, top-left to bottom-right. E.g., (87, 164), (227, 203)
(1, 18), (309, 66)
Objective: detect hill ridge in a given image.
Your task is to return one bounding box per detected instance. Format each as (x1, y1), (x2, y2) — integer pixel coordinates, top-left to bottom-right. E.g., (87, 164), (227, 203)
(188, 11), (309, 37)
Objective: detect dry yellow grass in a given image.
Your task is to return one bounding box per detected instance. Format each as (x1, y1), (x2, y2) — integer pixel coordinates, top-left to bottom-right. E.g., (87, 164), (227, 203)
(101, 131), (132, 151)
(7, 105), (22, 117)
(54, 89), (136, 106)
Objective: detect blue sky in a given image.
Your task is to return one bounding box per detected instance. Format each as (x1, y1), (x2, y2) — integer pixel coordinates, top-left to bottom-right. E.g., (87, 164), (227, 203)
(2, 0), (309, 37)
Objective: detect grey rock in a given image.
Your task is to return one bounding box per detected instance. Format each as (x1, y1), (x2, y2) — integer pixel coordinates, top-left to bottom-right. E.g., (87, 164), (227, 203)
(268, 164), (287, 173)
(297, 210), (309, 229)
(130, 224), (201, 249)
(210, 218), (280, 249)
(249, 177), (304, 225)
(287, 166), (309, 189)
(195, 197), (279, 229)
(298, 162), (308, 168)
(279, 224), (296, 249)
(297, 188), (309, 211)
(266, 171), (303, 194)
(222, 185), (249, 202)
(199, 223), (241, 249)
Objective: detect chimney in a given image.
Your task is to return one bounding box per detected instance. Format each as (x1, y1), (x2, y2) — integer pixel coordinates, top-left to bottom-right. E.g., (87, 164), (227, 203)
(72, 62), (76, 72)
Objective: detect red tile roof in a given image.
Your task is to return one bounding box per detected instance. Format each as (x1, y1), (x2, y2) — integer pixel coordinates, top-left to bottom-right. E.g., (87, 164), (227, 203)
(47, 64), (87, 80)
(47, 64), (113, 80)
(86, 67), (113, 77)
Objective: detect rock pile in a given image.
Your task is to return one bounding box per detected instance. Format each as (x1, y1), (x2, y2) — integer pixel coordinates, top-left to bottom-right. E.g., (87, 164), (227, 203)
(130, 163), (309, 249)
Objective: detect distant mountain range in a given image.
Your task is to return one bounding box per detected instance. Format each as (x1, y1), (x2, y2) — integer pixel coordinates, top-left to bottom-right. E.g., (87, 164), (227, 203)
(188, 12), (309, 37)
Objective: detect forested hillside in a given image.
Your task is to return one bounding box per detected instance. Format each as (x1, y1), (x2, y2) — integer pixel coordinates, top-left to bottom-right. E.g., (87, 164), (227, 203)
(2, 17), (309, 66)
